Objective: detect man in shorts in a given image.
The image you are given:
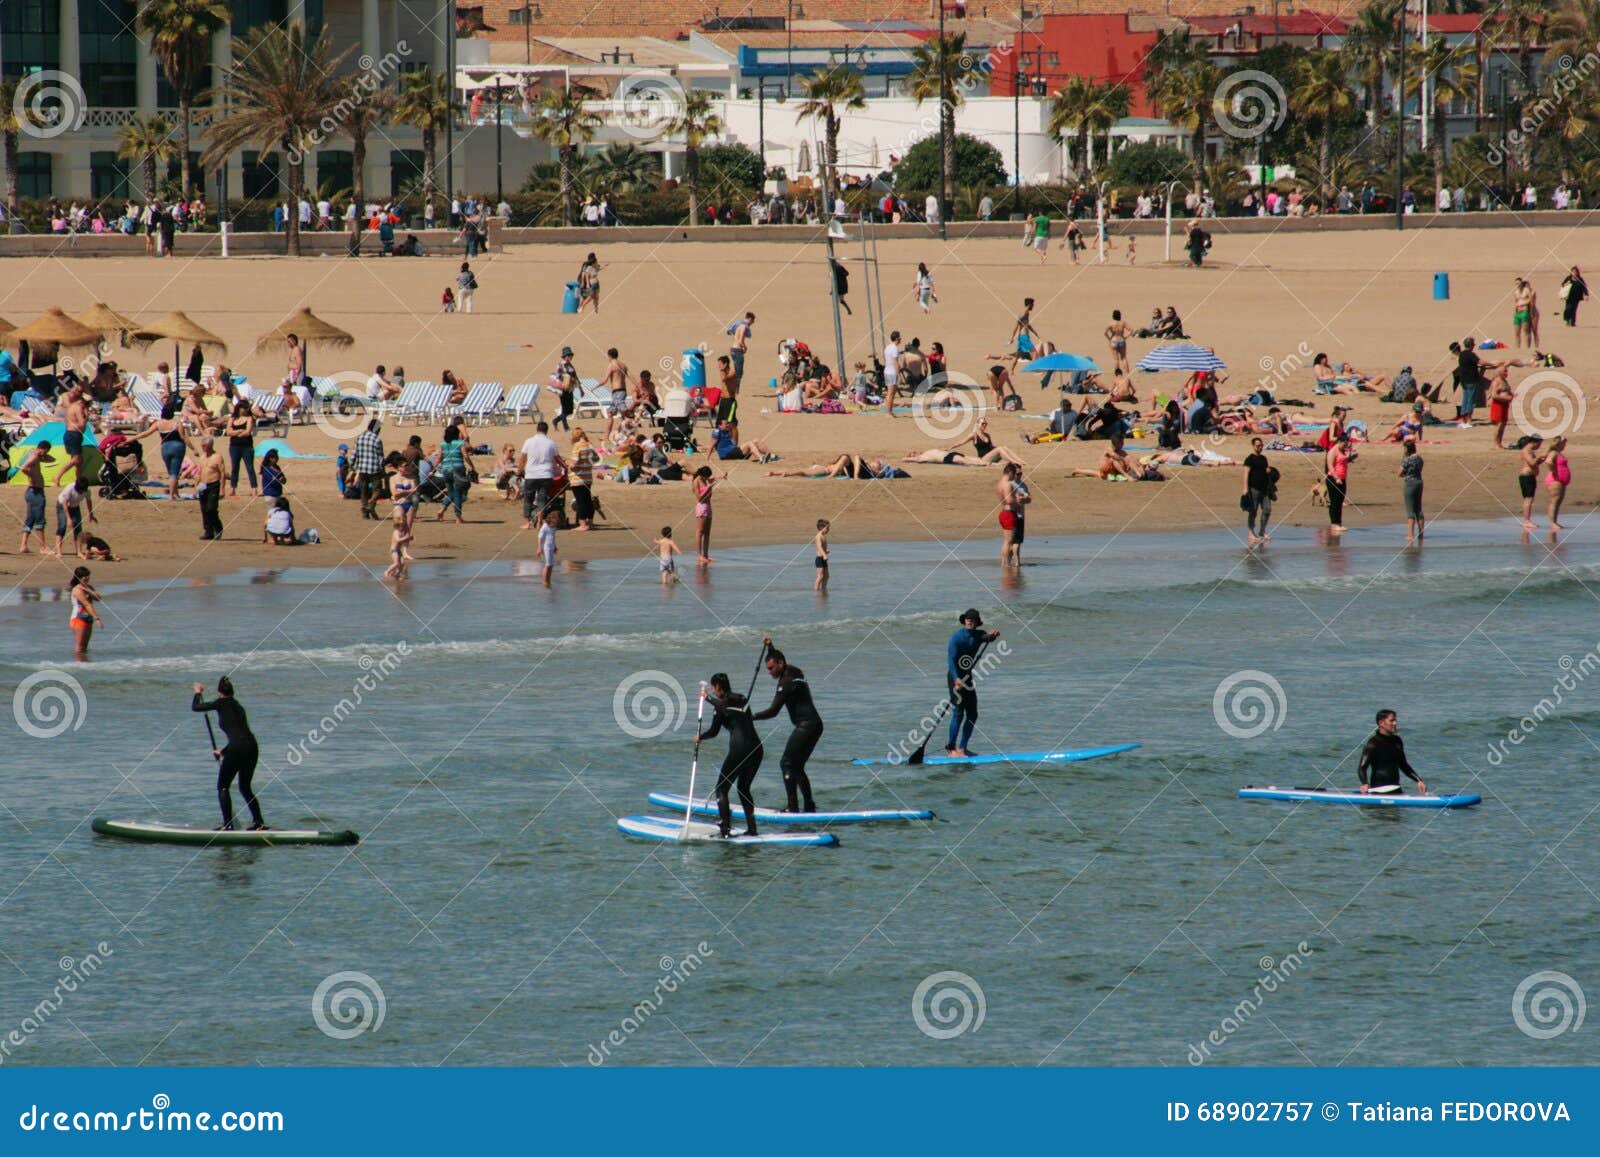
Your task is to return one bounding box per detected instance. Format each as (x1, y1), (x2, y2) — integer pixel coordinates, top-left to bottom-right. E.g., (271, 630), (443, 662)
(16, 442), (50, 553)
(1030, 211), (1051, 263)
(1519, 435), (1549, 530)
(729, 311), (754, 385)
(60, 383), (89, 486)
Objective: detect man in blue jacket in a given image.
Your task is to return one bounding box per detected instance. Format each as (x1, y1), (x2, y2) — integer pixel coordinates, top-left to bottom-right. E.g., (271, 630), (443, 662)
(947, 609), (1000, 757)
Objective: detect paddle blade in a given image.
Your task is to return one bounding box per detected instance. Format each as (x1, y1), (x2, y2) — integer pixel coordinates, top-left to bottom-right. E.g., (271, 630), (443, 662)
(907, 740), (928, 765)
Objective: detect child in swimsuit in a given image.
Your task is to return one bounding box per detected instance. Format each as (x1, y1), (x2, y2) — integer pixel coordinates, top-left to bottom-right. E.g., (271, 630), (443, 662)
(813, 519), (830, 592)
(539, 509), (558, 588)
(654, 526), (681, 586)
(390, 461), (418, 534)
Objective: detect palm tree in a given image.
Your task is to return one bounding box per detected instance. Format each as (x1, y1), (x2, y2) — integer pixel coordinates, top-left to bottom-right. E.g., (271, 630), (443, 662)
(0, 77), (22, 222)
(1343, 0), (1402, 164)
(1502, 0), (1550, 167)
(903, 32), (975, 218)
(117, 114), (180, 200)
(1292, 50), (1356, 210)
(136, 0), (231, 198)
(1203, 157), (1251, 211)
(1414, 35), (1479, 203)
(527, 87), (602, 226)
(795, 66), (867, 209)
(581, 143), (661, 193)
(1158, 64), (1223, 195)
(662, 88), (723, 226)
(1086, 83), (1131, 173)
(1142, 27), (1209, 112)
(1045, 77), (1094, 178)
(201, 23), (349, 256)
(393, 69), (456, 216)
(339, 76), (396, 239)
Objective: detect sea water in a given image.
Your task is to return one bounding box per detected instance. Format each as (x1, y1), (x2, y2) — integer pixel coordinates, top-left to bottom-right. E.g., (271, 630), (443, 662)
(1, 519), (1596, 1066)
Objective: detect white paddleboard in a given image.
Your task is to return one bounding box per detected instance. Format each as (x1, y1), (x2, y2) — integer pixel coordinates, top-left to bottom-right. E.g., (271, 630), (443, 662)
(647, 791), (932, 824)
(616, 814), (839, 847)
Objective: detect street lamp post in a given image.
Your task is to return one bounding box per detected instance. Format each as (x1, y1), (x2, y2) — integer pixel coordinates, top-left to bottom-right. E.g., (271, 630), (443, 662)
(1394, 4), (1405, 231)
(494, 81), (503, 208)
(757, 80), (784, 182)
(1500, 73), (1510, 206)
(446, 1), (456, 219)
(937, 0), (949, 239)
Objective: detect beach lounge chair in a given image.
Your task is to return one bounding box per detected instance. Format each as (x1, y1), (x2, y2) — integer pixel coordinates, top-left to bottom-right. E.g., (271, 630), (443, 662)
(395, 382), (447, 425)
(132, 389), (163, 418)
(500, 383), (543, 424)
(253, 392), (289, 438)
(19, 396), (57, 421)
(454, 381), (503, 425)
(573, 378), (613, 418)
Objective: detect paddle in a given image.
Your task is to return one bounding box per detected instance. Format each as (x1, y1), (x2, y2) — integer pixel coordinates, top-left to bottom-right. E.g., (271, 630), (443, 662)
(906, 639), (989, 765)
(680, 682), (708, 842)
(746, 639), (770, 701)
(202, 714), (221, 762)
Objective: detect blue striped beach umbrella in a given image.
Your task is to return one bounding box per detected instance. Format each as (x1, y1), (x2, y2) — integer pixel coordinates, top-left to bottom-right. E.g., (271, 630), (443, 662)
(1136, 343), (1226, 373)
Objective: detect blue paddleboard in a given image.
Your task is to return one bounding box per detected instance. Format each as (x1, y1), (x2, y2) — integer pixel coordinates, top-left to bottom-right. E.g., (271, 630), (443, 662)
(1238, 786), (1482, 809)
(616, 814), (839, 846)
(851, 743), (1140, 768)
(647, 791), (932, 824)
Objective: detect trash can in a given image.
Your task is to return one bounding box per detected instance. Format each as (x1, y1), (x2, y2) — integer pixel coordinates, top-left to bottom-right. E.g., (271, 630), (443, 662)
(1433, 272), (1450, 301)
(681, 348), (706, 390)
(562, 281), (581, 314)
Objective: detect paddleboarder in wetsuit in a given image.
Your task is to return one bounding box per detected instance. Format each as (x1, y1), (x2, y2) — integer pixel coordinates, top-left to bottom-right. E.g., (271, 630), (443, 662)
(192, 677), (266, 830)
(698, 673), (763, 838)
(1357, 709), (1426, 796)
(947, 609), (1001, 757)
(752, 638), (820, 812)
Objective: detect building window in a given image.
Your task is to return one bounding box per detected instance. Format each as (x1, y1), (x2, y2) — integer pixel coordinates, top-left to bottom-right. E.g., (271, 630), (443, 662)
(243, 151), (280, 200)
(315, 150), (354, 197)
(231, 0), (288, 36)
(91, 151), (131, 199)
(17, 152), (53, 199)
(389, 149), (426, 199)
(1, 1), (60, 80)
(162, 152), (206, 194)
(81, 0), (140, 107)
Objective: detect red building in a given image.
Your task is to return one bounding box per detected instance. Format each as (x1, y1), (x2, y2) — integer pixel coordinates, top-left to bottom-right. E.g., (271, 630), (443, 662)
(988, 14), (1162, 116)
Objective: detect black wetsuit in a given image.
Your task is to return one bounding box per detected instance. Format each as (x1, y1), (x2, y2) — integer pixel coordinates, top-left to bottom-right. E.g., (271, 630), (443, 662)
(1357, 730), (1419, 794)
(193, 692), (263, 828)
(700, 692), (763, 836)
(752, 666), (822, 811)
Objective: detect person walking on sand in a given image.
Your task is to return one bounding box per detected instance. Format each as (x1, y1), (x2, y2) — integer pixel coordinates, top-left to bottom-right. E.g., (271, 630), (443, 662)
(914, 262), (937, 312)
(456, 261), (478, 314)
(195, 436), (226, 540)
(1518, 434), (1549, 530)
(1398, 439), (1424, 545)
(67, 566), (103, 658)
(1561, 266), (1589, 326)
(1030, 210), (1051, 263)
(578, 252), (601, 314)
(1105, 309), (1131, 375)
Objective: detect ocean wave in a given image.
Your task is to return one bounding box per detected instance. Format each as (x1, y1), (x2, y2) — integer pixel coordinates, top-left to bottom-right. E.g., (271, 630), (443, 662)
(1157, 564), (1600, 602)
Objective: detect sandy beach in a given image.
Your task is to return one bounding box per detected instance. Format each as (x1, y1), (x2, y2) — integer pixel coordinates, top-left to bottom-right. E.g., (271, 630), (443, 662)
(4, 223), (1597, 587)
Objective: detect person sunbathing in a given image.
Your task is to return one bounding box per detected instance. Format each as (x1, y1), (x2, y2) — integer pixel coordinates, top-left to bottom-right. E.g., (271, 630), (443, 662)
(1312, 353), (1390, 394)
(901, 447), (998, 466)
(711, 420), (774, 462)
(107, 390), (141, 423)
(1385, 410), (1424, 443)
(767, 453), (861, 478)
(1071, 445), (1162, 481)
(949, 418), (1026, 466)
(803, 372), (840, 402)
(1107, 371), (1138, 404)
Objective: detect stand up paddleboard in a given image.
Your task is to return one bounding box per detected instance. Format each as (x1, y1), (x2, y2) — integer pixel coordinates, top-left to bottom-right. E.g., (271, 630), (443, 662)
(647, 791), (932, 824)
(91, 819), (361, 847)
(617, 815), (839, 847)
(1237, 787), (1482, 809)
(851, 743), (1140, 768)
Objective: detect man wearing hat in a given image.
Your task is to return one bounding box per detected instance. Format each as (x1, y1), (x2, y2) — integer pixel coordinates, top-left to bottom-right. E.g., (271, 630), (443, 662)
(946, 610), (1001, 758)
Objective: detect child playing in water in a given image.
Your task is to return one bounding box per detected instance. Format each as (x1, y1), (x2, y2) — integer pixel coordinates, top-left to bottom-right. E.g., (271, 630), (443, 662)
(813, 519), (830, 592)
(654, 526), (681, 586)
(539, 508), (558, 587)
(384, 512), (414, 581)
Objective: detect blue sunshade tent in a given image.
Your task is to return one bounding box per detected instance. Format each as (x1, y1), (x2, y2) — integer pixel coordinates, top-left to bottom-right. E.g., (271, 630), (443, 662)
(1137, 343), (1226, 372)
(1022, 352), (1100, 372)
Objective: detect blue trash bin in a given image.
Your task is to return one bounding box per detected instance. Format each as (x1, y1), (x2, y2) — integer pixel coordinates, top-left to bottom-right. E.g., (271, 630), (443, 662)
(1433, 272), (1450, 301)
(562, 281), (581, 314)
(680, 348), (706, 390)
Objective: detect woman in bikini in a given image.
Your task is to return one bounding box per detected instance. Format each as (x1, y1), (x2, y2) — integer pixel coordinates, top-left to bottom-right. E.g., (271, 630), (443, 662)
(693, 465), (726, 563)
(68, 565), (103, 658)
(949, 418), (1026, 466)
(1545, 434), (1572, 530)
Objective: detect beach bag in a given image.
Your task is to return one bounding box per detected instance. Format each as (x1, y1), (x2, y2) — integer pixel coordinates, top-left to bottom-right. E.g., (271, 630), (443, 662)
(818, 397), (846, 414)
(1001, 395), (1022, 412)
(657, 463), (684, 481)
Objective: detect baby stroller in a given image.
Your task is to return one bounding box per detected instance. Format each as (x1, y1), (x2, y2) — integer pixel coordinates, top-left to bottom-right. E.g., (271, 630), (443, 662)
(660, 415), (697, 453)
(97, 433), (149, 499)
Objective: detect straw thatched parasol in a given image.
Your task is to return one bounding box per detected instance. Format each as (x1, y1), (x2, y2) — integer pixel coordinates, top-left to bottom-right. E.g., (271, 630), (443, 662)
(73, 303), (140, 337)
(254, 306), (354, 354)
(130, 311), (228, 378)
(9, 307), (103, 349)
(0, 316), (15, 338)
